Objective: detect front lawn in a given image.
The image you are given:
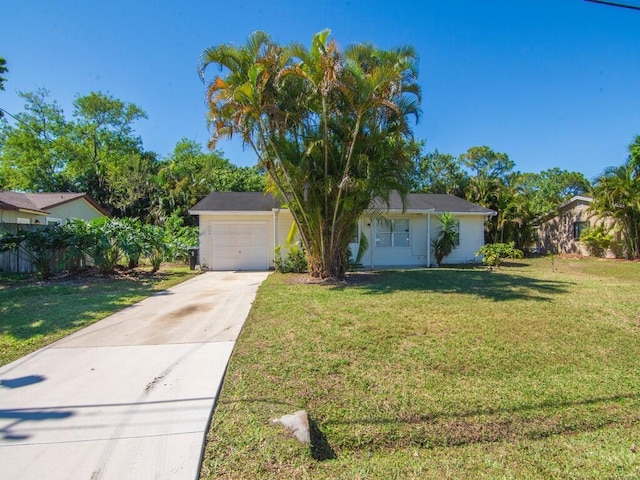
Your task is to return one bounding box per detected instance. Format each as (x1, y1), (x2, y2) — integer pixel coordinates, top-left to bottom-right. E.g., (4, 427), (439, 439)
(0, 265), (199, 366)
(201, 256), (640, 479)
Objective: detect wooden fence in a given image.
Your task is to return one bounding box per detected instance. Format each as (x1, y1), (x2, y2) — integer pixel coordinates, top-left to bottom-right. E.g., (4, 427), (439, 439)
(1, 223), (43, 274)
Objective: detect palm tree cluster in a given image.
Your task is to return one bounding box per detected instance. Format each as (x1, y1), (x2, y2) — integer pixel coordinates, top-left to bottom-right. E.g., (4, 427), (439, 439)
(590, 135), (640, 259)
(199, 30), (421, 279)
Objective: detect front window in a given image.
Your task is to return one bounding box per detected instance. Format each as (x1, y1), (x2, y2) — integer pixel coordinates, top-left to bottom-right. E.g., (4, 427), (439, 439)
(375, 219), (410, 247)
(573, 221), (589, 240)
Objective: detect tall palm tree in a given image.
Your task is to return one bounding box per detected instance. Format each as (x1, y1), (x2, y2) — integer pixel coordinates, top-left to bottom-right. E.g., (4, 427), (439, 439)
(591, 156), (640, 259)
(199, 30), (421, 278)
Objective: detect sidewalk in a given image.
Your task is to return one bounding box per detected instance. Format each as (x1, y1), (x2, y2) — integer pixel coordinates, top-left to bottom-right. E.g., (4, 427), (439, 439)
(0, 271), (269, 480)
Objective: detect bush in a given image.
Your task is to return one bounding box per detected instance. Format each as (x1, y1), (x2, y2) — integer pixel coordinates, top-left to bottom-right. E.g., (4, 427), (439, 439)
(475, 242), (524, 269)
(0, 225), (71, 279)
(274, 245), (308, 273)
(579, 224), (613, 258)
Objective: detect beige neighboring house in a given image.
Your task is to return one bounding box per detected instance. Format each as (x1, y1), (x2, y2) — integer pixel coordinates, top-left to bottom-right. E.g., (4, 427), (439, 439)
(0, 191), (108, 273)
(189, 191), (496, 271)
(536, 196), (600, 256)
(0, 191), (107, 227)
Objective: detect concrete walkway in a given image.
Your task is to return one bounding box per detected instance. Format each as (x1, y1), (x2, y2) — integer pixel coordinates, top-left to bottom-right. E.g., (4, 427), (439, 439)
(0, 271), (269, 480)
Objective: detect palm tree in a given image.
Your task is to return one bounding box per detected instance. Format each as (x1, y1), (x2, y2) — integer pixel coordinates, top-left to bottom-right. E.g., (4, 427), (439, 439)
(590, 153), (640, 259)
(199, 30), (421, 279)
(431, 212), (458, 266)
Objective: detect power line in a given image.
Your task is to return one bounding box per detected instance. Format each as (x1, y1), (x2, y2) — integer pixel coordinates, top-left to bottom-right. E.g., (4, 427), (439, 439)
(584, 0), (640, 11)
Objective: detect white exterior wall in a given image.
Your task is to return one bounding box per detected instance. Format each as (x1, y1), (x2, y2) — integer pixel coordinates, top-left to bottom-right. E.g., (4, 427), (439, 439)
(359, 214), (429, 268)
(434, 214), (485, 264)
(274, 209), (296, 255)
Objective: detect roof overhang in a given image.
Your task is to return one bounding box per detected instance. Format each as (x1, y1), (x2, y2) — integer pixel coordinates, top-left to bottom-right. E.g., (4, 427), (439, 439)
(188, 210), (274, 216)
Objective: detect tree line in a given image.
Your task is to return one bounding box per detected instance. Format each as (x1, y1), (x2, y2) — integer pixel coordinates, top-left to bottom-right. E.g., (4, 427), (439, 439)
(3, 36), (639, 280)
(0, 88), (264, 226)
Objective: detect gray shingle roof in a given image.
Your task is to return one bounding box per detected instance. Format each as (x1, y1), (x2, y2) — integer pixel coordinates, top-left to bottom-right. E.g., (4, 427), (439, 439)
(191, 191), (495, 215)
(371, 191), (495, 215)
(190, 192), (281, 212)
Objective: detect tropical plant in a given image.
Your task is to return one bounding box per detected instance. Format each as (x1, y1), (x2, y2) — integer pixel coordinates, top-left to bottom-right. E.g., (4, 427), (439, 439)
(475, 242), (524, 269)
(163, 212), (199, 262)
(113, 217), (145, 269)
(589, 137), (640, 259)
(199, 30), (420, 279)
(141, 224), (168, 273)
(431, 212), (458, 266)
(579, 224), (613, 258)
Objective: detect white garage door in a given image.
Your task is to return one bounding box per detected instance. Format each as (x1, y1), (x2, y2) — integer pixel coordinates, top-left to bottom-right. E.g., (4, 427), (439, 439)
(210, 221), (269, 271)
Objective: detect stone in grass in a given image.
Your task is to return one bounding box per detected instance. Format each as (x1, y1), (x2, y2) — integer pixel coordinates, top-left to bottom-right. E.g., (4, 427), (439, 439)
(271, 410), (310, 443)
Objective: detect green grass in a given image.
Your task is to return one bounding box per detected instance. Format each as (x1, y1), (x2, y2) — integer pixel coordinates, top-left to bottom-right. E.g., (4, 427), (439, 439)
(0, 265), (199, 366)
(200, 256), (640, 479)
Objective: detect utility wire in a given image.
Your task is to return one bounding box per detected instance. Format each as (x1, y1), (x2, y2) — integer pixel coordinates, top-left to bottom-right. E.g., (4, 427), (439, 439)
(585, 0), (640, 11)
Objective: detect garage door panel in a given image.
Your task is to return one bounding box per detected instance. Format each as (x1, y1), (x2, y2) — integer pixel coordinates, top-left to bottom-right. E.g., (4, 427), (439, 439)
(210, 221), (269, 271)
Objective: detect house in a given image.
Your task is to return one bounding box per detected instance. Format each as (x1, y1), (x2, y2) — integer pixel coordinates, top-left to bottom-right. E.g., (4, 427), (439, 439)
(0, 191), (107, 227)
(0, 191), (108, 273)
(189, 191), (496, 271)
(535, 195), (600, 256)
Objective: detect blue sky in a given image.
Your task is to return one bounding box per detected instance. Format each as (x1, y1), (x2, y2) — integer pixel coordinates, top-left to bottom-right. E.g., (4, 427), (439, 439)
(1, 0), (639, 181)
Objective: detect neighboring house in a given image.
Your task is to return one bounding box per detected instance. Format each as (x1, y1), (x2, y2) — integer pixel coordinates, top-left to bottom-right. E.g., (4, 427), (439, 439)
(0, 191), (107, 227)
(536, 195), (600, 256)
(189, 191), (496, 271)
(1, 191), (109, 273)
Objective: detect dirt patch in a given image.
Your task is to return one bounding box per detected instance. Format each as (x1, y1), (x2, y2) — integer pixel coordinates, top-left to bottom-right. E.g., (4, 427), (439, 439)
(283, 271), (380, 286)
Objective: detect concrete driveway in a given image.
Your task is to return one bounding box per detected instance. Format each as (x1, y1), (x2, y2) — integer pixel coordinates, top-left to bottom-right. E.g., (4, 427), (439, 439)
(0, 271), (269, 480)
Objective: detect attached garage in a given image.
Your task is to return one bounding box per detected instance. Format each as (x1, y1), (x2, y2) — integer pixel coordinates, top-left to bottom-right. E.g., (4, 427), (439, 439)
(189, 192), (284, 271)
(209, 221), (270, 271)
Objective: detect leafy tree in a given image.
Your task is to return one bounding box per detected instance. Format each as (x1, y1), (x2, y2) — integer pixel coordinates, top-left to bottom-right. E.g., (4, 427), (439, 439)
(475, 242), (523, 269)
(0, 57), (7, 117)
(517, 168), (591, 218)
(200, 30), (420, 279)
(0, 57), (7, 90)
(412, 147), (468, 196)
(106, 150), (159, 218)
(65, 91), (149, 210)
(590, 136), (640, 259)
(0, 89), (72, 191)
(151, 139), (264, 225)
(460, 146), (515, 183)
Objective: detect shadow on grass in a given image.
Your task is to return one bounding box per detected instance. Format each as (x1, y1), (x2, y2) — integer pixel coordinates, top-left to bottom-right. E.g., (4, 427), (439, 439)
(342, 268), (572, 302)
(310, 416), (337, 460)
(324, 391), (640, 449)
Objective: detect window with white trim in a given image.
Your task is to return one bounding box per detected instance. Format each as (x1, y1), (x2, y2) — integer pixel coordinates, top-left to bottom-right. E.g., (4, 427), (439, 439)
(375, 219), (410, 247)
(454, 220), (460, 246)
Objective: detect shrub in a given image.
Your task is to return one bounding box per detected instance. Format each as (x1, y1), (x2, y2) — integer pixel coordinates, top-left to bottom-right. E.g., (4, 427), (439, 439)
(579, 224), (613, 258)
(475, 242), (524, 269)
(274, 245), (308, 273)
(163, 213), (198, 262)
(0, 225), (70, 279)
